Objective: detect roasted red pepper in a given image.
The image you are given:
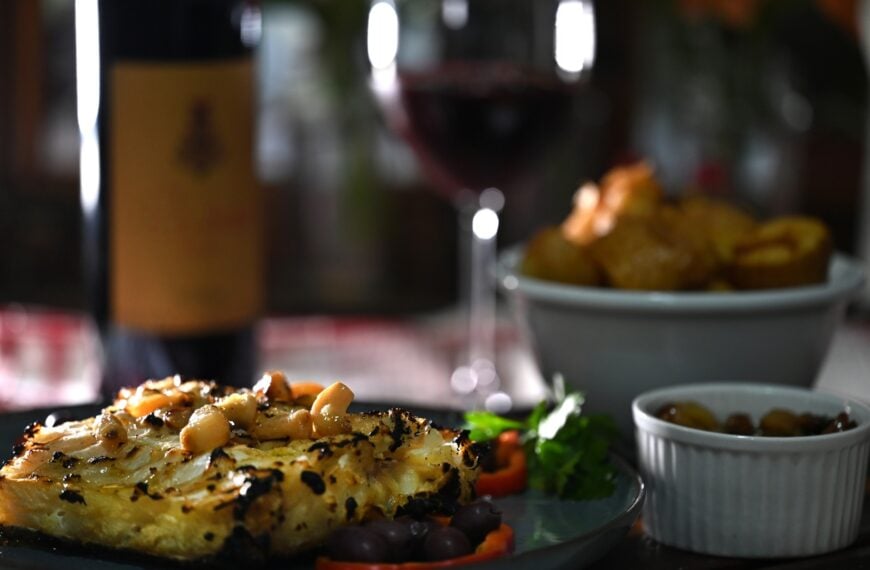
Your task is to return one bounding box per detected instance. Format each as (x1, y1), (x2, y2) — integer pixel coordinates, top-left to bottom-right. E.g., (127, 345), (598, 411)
(315, 523), (514, 570)
(475, 430), (527, 498)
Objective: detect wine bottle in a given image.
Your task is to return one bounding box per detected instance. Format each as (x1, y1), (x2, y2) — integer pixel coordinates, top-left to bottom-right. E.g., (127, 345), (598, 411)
(79, 0), (264, 395)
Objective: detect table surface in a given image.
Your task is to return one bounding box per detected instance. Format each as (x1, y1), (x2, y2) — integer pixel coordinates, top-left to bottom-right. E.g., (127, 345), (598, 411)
(590, 496), (870, 569)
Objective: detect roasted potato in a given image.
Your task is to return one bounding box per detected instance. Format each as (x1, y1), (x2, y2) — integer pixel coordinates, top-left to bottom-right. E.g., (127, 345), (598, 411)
(521, 226), (601, 286)
(677, 195), (758, 264)
(563, 161), (662, 246)
(654, 204), (721, 288)
(727, 216), (832, 289)
(588, 217), (701, 291)
(526, 161), (833, 293)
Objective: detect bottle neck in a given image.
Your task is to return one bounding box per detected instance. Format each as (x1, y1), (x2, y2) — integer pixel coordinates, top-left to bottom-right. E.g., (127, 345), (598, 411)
(98, 0), (256, 63)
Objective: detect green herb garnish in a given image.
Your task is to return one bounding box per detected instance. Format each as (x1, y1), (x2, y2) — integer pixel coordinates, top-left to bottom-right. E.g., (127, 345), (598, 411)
(464, 391), (618, 500)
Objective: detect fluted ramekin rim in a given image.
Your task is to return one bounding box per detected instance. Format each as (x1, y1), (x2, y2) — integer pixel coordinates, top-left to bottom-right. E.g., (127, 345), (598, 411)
(633, 382), (870, 453)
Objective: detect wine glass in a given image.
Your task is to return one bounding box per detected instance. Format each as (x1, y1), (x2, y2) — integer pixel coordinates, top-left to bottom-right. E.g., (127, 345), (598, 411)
(366, 0), (595, 410)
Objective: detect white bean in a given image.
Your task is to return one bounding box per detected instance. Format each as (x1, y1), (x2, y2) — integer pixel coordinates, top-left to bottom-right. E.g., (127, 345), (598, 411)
(179, 405), (230, 454)
(216, 392), (258, 429)
(94, 412), (128, 447)
(311, 382), (354, 437)
(251, 408), (313, 440)
(253, 371), (293, 402)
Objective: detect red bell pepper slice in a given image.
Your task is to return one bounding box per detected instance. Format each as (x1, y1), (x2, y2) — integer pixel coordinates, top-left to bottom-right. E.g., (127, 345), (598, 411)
(475, 430), (527, 498)
(314, 523), (514, 570)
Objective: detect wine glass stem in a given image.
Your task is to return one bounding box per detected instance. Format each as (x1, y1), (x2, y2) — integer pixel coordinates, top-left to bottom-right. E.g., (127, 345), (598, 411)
(458, 199), (500, 406)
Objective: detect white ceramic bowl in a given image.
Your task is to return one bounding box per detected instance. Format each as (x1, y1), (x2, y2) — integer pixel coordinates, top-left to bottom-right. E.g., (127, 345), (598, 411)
(633, 383), (870, 558)
(498, 246), (866, 437)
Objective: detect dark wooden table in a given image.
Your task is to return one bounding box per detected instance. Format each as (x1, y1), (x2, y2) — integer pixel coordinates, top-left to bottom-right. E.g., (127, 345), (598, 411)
(590, 480), (870, 569)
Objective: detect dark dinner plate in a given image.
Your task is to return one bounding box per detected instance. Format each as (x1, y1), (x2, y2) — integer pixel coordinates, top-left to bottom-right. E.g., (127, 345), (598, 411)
(0, 403), (644, 570)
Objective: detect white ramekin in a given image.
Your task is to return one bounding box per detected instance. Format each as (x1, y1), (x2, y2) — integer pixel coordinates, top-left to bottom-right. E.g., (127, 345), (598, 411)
(633, 383), (870, 558)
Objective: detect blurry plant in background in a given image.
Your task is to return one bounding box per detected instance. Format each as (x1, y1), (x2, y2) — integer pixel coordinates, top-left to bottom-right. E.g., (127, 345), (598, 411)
(258, 0), (459, 315)
(632, 0), (866, 254)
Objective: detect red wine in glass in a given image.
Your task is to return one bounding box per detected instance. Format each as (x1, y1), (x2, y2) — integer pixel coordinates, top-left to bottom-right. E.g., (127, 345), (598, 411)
(392, 62), (575, 197)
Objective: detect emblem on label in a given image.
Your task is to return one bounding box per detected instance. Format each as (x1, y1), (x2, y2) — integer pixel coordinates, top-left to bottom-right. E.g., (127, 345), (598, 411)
(177, 99), (223, 176)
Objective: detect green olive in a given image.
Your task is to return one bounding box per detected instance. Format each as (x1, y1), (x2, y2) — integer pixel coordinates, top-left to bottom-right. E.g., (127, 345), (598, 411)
(759, 408), (800, 437)
(656, 403), (856, 437)
(655, 401), (720, 432)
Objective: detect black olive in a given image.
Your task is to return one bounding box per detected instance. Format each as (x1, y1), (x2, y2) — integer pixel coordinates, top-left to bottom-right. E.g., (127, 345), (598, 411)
(822, 412), (857, 434)
(365, 519), (415, 562)
(326, 526), (390, 563)
(394, 515), (440, 560)
(796, 413), (830, 436)
(723, 413), (755, 436)
(478, 441), (498, 472)
(397, 515), (438, 543)
(450, 500), (502, 545)
(422, 526), (472, 561)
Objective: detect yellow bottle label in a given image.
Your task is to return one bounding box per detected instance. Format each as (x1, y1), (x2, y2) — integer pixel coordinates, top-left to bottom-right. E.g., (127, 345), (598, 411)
(110, 59), (263, 334)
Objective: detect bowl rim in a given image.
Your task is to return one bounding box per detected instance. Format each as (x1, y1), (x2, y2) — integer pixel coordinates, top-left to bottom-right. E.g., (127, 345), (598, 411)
(497, 246), (867, 314)
(632, 383), (870, 452)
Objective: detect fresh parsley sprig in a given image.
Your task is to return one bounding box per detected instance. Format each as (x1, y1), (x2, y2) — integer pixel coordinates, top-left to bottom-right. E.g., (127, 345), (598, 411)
(464, 390), (618, 500)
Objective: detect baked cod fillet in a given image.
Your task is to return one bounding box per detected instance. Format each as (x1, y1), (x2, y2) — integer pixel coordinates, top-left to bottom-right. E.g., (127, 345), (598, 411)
(0, 374), (479, 562)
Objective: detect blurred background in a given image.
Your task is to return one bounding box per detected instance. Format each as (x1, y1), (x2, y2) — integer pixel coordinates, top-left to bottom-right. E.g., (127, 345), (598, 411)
(0, 0), (867, 406)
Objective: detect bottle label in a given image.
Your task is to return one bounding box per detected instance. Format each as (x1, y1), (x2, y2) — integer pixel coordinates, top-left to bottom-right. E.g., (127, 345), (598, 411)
(110, 59), (263, 334)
